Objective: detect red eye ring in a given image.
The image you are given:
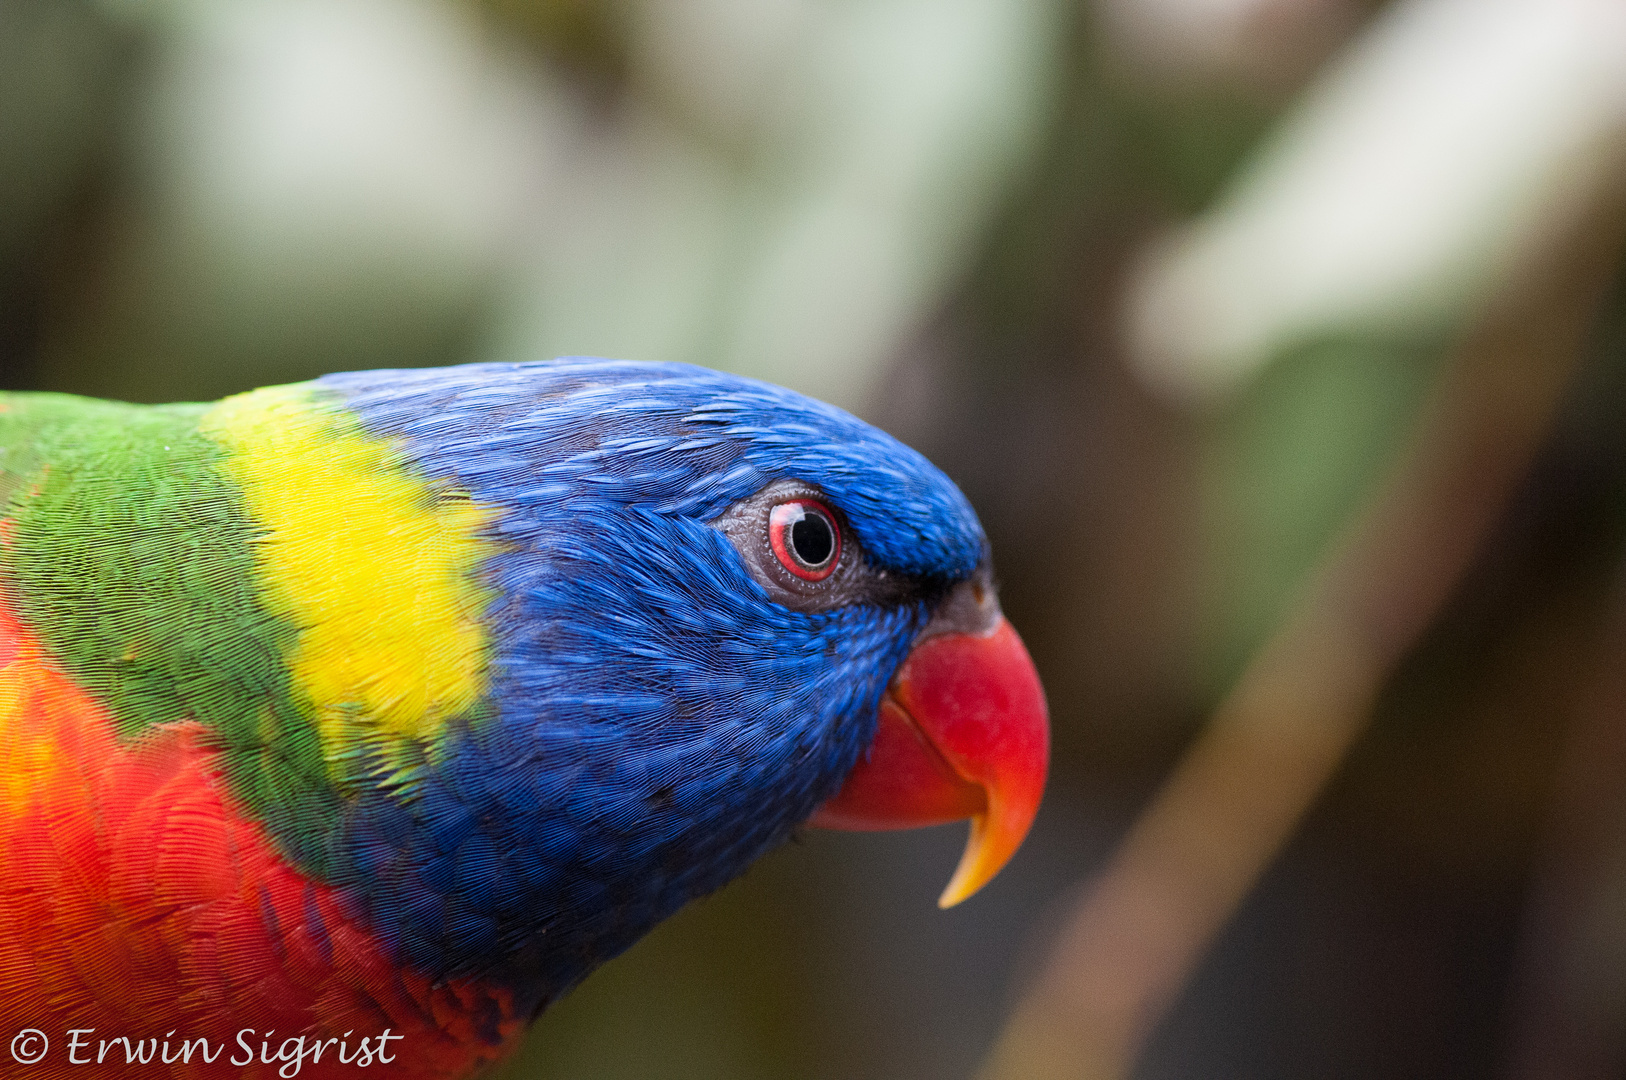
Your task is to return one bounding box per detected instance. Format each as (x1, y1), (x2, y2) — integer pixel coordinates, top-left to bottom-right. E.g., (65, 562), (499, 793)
(768, 499), (842, 582)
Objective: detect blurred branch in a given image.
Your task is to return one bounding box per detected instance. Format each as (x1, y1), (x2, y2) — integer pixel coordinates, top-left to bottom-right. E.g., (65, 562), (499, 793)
(978, 163), (1626, 1080)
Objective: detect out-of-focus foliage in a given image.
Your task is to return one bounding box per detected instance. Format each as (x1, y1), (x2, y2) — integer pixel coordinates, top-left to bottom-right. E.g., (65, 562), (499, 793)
(0, 1), (122, 269)
(21, 0), (1056, 411)
(1197, 335), (1438, 690)
(0, 0), (131, 381)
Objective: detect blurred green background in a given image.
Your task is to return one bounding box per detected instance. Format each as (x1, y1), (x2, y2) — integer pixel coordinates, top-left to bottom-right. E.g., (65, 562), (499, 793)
(7, 0), (1626, 1077)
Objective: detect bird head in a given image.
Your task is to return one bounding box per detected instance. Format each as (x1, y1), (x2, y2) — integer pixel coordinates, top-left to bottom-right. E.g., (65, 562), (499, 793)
(295, 359), (1047, 998)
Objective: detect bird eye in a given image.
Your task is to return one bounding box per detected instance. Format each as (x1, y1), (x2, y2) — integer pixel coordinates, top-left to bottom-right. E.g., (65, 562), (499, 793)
(768, 499), (841, 581)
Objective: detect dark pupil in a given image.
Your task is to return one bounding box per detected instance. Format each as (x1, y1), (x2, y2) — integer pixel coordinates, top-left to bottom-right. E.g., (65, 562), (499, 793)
(790, 510), (834, 567)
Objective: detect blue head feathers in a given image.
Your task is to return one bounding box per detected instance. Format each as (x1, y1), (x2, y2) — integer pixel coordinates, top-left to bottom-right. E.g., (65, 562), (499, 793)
(313, 359), (989, 1009)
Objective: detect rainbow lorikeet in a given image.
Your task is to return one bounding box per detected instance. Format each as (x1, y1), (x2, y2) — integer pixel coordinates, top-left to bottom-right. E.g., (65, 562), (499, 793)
(0, 359), (1047, 1077)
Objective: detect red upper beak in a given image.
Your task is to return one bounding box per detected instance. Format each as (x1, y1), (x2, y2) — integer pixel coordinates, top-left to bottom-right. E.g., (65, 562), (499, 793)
(809, 574), (1049, 907)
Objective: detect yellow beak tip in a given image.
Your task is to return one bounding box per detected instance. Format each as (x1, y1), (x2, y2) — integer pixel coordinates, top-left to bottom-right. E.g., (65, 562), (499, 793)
(936, 814), (1000, 909)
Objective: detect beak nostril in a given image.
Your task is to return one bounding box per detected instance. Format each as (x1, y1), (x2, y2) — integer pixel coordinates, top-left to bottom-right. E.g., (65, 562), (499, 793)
(920, 568), (1001, 641)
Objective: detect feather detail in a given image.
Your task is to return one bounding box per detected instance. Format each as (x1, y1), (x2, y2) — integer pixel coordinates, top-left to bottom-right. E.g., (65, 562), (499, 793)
(0, 359), (1002, 1075)
(200, 385), (498, 759)
(0, 599), (525, 1078)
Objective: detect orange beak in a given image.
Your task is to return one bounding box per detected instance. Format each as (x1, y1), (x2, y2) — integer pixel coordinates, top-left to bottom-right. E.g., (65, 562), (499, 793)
(809, 610), (1049, 907)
